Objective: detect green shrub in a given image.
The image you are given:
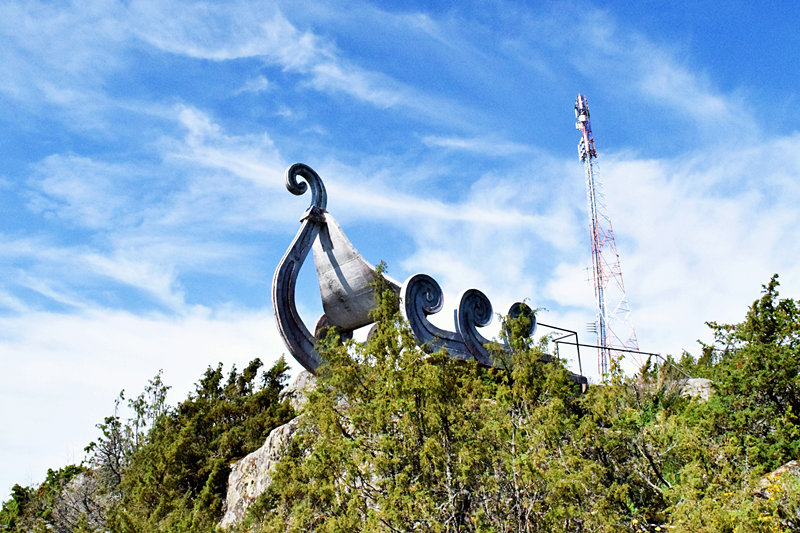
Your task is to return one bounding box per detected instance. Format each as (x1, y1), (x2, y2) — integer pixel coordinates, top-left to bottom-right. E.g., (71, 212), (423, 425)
(243, 274), (800, 532)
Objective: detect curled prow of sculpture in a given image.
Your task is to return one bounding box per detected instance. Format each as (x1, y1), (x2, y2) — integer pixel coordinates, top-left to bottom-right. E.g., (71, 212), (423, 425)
(286, 162), (327, 211)
(273, 163), (401, 374)
(272, 164), (328, 374)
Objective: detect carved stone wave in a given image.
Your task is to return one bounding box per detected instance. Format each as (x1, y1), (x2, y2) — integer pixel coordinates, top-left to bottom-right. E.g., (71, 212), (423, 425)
(400, 273), (536, 367)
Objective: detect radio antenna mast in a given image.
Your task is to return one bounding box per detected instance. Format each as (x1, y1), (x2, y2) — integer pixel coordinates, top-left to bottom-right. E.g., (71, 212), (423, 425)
(575, 94), (639, 377)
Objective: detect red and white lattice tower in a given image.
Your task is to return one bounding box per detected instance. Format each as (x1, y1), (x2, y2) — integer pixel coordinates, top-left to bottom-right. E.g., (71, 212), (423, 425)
(575, 94), (639, 377)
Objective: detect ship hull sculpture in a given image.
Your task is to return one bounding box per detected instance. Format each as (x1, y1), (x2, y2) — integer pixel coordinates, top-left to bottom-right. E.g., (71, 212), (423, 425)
(273, 163), (587, 386)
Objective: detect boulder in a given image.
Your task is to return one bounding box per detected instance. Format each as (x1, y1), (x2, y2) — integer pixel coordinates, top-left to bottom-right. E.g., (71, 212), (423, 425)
(279, 371), (316, 412)
(219, 371), (316, 528)
(219, 416), (303, 528)
(755, 460), (800, 499)
(679, 378), (712, 401)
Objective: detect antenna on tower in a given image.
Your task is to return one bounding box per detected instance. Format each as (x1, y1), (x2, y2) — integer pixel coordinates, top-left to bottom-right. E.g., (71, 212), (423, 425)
(574, 94), (640, 378)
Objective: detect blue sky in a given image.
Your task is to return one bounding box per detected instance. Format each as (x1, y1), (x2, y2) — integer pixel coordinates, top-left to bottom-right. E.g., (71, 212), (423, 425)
(2, 0), (800, 494)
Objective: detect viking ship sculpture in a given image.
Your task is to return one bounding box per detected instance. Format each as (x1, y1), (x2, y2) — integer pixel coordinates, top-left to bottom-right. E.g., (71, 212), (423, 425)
(272, 163), (587, 386)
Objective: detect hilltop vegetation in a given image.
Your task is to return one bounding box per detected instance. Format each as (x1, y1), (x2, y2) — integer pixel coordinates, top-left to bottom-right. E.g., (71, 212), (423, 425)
(1, 359), (294, 533)
(2, 275), (799, 532)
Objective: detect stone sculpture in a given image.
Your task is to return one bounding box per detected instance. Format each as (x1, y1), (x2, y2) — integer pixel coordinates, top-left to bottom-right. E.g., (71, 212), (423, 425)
(271, 163), (400, 373)
(272, 163), (587, 386)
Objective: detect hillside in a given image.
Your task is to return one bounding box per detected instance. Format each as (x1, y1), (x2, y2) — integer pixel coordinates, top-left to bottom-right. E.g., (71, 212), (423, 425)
(2, 275), (799, 532)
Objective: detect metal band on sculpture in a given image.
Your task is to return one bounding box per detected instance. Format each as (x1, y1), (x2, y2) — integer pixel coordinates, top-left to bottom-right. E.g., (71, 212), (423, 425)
(272, 163), (586, 387)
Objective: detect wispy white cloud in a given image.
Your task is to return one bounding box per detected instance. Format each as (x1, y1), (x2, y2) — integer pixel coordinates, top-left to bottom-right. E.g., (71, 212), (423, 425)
(422, 135), (531, 156)
(565, 12), (757, 136)
(129, 2), (319, 63)
(0, 236), (183, 314)
(174, 106), (286, 189)
(307, 63), (405, 109)
(0, 0), (125, 120)
(14, 103), (258, 214)
(129, 3), (412, 109)
(13, 273), (88, 311)
(234, 75), (270, 95)
(0, 0), (422, 125)
(0, 307), (289, 496)
(0, 289), (31, 314)
(83, 253), (186, 311)
(543, 134), (800, 374)
(7, 111), (292, 315)
(26, 155), (132, 229)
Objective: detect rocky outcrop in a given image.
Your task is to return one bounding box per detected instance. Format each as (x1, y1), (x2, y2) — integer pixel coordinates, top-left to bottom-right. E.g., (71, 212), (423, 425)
(219, 372), (316, 529)
(219, 416), (303, 528)
(679, 378), (712, 401)
(50, 471), (115, 533)
(755, 460), (800, 498)
(280, 370), (316, 412)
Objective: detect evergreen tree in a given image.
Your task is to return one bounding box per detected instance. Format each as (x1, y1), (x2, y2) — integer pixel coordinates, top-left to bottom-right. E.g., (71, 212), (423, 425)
(108, 358), (294, 533)
(1, 358), (293, 533)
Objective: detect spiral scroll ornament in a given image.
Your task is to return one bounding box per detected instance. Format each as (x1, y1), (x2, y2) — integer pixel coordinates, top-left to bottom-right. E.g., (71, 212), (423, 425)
(507, 301), (537, 338)
(400, 274), (543, 367)
(285, 163), (327, 211)
(400, 274), (471, 359)
(457, 289), (495, 366)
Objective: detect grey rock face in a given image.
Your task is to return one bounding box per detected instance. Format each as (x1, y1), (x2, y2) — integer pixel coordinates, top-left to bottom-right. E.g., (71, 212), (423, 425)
(755, 460), (800, 499)
(219, 416), (303, 529)
(279, 371), (316, 412)
(51, 471), (114, 533)
(679, 378), (712, 401)
(220, 371), (316, 529)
